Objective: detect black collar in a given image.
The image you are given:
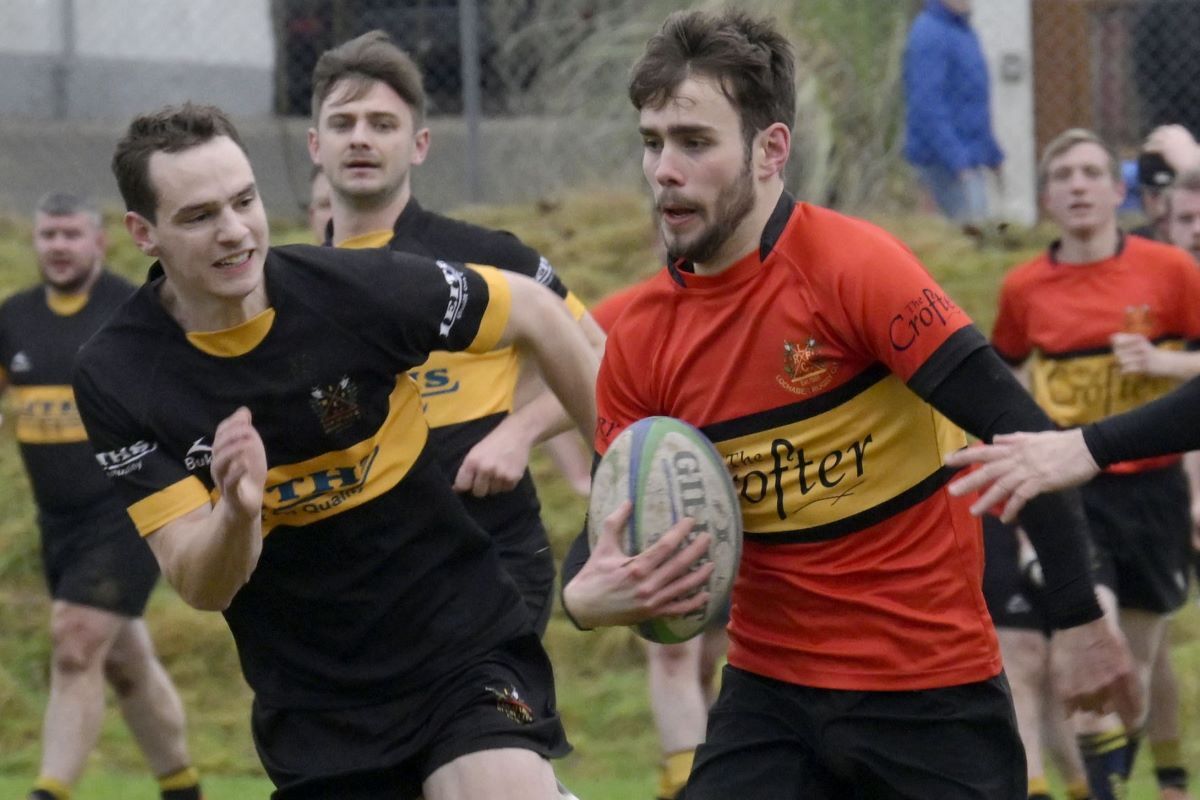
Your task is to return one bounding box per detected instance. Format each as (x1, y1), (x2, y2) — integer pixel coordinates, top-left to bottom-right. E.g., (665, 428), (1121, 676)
(324, 197), (425, 246)
(1047, 230), (1126, 264)
(667, 191), (796, 286)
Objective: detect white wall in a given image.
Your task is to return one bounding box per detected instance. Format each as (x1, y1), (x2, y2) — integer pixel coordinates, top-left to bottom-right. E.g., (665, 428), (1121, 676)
(973, 0), (1038, 225)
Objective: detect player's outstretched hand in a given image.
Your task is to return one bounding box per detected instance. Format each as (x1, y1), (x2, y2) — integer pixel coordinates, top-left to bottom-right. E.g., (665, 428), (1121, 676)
(211, 407), (267, 520)
(945, 430), (1100, 522)
(562, 500), (714, 629)
(453, 423), (531, 497)
(1051, 617), (1142, 730)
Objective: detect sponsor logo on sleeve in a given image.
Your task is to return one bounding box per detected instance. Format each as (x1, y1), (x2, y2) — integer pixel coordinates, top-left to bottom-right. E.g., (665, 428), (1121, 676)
(436, 259), (469, 336)
(95, 440), (158, 477)
(889, 288), (961, 351)
(185, 437), (213, 472)
(534, 256), (557, 288)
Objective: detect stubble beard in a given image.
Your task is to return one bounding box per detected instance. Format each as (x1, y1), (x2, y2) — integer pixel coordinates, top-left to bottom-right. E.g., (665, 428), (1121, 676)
(663, 161), (757, 266)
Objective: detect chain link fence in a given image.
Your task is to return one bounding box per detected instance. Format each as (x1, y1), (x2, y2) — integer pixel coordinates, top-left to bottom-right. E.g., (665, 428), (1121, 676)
(0, 0), (1198, 218)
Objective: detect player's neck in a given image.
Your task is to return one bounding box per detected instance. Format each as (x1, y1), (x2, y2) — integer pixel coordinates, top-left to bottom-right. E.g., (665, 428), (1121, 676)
(1055, 223), (1120, 265)
(43, 261), (102, 301)
(692, 184), (785, 277)
(159, 279), (269, 333)
(332, 183), (412, 246)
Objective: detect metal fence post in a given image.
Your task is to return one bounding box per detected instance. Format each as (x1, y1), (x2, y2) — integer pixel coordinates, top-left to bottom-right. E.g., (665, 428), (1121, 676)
(459, 0), (483, 200)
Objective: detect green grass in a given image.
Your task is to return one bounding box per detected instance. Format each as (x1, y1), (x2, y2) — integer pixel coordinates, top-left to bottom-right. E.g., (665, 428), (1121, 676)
(0, 195), (1195, 798)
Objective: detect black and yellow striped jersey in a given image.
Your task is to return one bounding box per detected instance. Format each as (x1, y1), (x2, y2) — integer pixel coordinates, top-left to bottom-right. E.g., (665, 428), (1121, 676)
(74, 244), (530, 709)
(338, 198), (586, 554)
(0, 271), (134, 513)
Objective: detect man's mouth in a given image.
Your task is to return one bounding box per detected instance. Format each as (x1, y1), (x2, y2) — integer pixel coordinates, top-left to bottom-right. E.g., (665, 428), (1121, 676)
(214, 250), (253, 270)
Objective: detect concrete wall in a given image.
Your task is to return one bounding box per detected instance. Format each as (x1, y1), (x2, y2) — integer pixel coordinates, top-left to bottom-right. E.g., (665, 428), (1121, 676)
(974, 0), (1038, 224)
(0, 0), (274, 119)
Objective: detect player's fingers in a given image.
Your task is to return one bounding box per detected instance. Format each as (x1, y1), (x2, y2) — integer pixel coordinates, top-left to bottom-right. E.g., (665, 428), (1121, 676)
(639, 517), (698, 569)
(655, 590), (711, 619)
(471, 469), (493, 498)
(967, 475), (1014, 516)
(1113, 671), (1144, 733)
(452, 461), (476, 493)
(596, 501), (633, 554)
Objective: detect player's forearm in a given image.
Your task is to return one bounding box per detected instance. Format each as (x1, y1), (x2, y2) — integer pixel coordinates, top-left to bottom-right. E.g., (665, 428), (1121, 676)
(1149, 350), (1200, 380)
(149, 501), (263, 611)
(504, 388), (573, 447)
(1082, 376), (1200, 466)
(505, 278), (598, 438)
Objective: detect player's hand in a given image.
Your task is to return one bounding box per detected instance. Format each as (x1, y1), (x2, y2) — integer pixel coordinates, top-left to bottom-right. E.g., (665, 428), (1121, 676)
(1051, 617), (1142, 730)
(562, 500), (714, 629)
(1111, 332), (1163, 376)
(945, 430), (1100, 522)
(211, 407), (267, 521)
(453, 424), (532, 497)
(1145, 124), (1200, 172)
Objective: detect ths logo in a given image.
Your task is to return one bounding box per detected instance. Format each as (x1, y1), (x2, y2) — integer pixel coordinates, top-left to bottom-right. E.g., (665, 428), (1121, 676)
(10, 352), (31, 373)
(777, 337), (837, 396)
(310, 375), (360, 435)
(534, 256), (557, 288)
(95, 439), (157, 477)
(437, 260), (469, 336)
(1123, 304), (1154, 335)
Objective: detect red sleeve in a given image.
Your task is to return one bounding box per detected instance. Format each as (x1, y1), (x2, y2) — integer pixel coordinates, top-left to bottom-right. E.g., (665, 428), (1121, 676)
(990, 270), (1031, 364)
(830, 224), (974, 381)
(1175, 252), (1200, 342)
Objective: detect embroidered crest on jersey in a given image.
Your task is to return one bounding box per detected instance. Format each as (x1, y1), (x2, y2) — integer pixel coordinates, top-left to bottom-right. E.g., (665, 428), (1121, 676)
(484, 683), (534, 724)
(310, 375), (360, 435)
(436, 260), (469, 336)
(1123, 304), (1154, 335)
(10, 351), (31, 373)
(778, 337), (837, 396)
(534, 256), (556, 288)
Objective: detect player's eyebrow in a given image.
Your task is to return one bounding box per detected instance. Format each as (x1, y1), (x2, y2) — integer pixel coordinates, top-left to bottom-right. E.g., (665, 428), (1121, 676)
(172, 182), (256, 221)
(639, 123), (718, 138)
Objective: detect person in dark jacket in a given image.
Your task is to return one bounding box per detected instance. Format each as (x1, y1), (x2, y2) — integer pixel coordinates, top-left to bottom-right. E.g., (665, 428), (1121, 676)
(903, 0), (1003, 225)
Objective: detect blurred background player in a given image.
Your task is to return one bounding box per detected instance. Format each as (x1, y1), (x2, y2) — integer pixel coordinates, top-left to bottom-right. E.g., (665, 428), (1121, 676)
(981, 518), (1091, 800)
(306, 164), (333, 242)
(0, 192), (201, 800)
(902, 0), (1004, 229)
(307, 31), (605, 636)
(990, 128), (1200, 798)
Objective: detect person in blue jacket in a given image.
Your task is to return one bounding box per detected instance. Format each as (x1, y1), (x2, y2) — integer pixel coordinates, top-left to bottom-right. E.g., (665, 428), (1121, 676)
(903, 0), (1004, 225)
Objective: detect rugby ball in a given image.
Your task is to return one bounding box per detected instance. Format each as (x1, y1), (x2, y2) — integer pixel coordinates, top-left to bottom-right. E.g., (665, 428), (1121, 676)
(587, 416), (742, 643)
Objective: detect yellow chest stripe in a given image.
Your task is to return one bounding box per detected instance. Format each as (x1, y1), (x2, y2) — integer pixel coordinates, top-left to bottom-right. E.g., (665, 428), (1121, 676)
(1028, 346), (1183, 428)
(10, 385), (87, 444)
(716, 374), (965, 534)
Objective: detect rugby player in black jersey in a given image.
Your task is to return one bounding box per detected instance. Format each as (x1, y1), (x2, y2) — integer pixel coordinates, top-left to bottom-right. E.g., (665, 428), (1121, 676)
(74, 103), (597, 800)
(0, 192), (202, 800)
(306, 30), (605, 636)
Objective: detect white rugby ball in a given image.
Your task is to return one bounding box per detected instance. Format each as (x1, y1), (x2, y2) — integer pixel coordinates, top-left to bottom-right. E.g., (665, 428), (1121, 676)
(587, 416), (742, 643)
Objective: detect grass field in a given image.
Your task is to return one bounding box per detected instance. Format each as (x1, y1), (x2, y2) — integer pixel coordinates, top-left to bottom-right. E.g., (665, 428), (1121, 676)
(0, 191), (1197, 798)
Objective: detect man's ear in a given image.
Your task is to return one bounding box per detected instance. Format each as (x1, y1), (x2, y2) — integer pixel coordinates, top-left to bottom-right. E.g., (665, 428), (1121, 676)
(412, 127), (431, 166)
(125, 211), (158, 257)
(757, 122), (791, 181)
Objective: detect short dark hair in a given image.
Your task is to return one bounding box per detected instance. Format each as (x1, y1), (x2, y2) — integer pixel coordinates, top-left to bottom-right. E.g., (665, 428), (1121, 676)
(629, 9), (796, 149)
(311, 30), (426, 126)
(111, 103), (247, 222)
(35, 191), (101, 225)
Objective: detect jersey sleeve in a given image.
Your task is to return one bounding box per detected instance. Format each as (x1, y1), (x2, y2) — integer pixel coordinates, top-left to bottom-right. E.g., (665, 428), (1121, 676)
(73, 359), (210, 536)
(833, 226), (974, 382)
(990, 272), (1031, 365)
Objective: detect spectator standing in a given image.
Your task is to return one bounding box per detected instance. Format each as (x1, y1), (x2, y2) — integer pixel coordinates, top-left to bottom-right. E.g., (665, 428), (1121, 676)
(903, 0), (1003, 227)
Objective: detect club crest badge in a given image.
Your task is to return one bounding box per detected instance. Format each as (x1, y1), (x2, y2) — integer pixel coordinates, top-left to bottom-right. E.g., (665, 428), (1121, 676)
(484, 683), (534, 725)
(777, 337), (837, 396)
(310, 375), (360, 435)
(1123, 304), (1154, 336)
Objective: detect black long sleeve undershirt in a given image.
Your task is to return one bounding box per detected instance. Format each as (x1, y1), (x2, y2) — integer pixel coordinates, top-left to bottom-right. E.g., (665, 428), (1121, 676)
(1083, 376), (1200, 467)
(919, 332), (1101, 628)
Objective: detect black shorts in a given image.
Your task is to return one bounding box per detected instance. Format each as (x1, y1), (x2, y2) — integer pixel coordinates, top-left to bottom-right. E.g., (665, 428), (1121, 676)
(687, 666), (1025, 800)
(982, 516), (1050, 635)
(253, 632), (570, 799)
(494, 537), (555, 638)
(39, 495), (159, 617)
(1082, 465), (1192, 614)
